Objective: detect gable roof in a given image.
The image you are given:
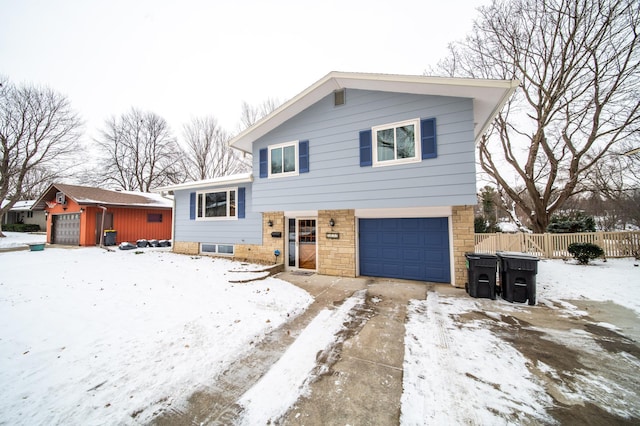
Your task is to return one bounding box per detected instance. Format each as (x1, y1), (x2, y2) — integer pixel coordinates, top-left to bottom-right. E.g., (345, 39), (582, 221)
(229, 71), (520, 153)
(33, 183), (173, 210)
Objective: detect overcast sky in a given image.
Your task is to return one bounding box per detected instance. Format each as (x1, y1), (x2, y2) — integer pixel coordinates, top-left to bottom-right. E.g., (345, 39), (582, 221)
(1, 0), (488, 142)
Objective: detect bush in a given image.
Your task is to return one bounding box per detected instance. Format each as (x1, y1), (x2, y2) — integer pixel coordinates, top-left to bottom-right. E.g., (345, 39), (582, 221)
(475, 215), (498, 233)
(1, 223), (41, 232)
(547, 211), (596, 233)
(567, 242), (604, 264)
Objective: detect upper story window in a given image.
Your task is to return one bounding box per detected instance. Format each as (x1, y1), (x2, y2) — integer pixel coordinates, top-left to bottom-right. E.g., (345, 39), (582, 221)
(372, 118), (421, 167)
(269, 141), (299, 178)
(196, 187), (237, 220)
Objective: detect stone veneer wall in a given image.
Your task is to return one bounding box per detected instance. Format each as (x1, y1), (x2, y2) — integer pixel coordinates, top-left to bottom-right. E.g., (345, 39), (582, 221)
(451, 205), (475, 288)
(234, 212), (285, 265)
(174, 206), (473, 286)
(173, 241), (199, 255)
(317, 209), (356, 277)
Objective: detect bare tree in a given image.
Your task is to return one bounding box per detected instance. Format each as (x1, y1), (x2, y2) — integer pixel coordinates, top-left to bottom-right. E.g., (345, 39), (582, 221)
(589, 148), (640, 228)
(431, 0), (640, 232)
(182, 116), (249, 180)
(0, 77), (82, 237)
(95, 108), (184, 191)
(238, 97), (281, 130)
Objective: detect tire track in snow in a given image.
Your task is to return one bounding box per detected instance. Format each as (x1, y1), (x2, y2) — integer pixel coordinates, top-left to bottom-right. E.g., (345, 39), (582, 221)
(235, 289), (368, 425)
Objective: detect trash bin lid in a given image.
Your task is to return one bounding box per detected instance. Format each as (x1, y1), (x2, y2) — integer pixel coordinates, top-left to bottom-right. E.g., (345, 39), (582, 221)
(496, 251), (539, 261)
(465, 252), (498, 259)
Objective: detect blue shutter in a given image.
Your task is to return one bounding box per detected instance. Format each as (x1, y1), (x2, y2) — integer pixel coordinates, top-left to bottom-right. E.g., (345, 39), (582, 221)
(299, 140), (309, 173)
(237, 187), (246, 219)
(259, 148), (268, 178)
(359, 130), (372, 167)
(421, 118), (437, 159)
(189, 192), (196, 220)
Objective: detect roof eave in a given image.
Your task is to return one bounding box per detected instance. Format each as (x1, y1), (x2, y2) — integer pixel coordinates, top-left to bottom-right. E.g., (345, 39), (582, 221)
(154, 173), (254, 192)
(229, 71), (521, 153)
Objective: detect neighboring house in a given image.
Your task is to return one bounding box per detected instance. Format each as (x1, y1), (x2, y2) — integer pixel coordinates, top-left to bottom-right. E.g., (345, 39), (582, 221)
(33, 183), (173, 246)
(157, 72), (518, 287)
(1, 200), (47, 231)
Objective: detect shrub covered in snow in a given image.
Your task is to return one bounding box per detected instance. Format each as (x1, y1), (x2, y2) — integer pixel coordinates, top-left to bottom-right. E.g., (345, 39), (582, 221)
(568, 242), (604, 264)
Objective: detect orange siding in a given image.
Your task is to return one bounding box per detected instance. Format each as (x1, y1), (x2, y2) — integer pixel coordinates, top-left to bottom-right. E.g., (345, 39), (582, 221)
(44, 198), (172, 246)
(102, 207), (172, 244)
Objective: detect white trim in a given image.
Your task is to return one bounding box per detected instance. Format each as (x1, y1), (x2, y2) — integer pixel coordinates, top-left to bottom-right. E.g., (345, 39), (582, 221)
(268, 140), (299, 178)
(355, 206), (452, 218)
(200, 243), (235, 256)
(195, 187), (238, 221)
(372, 118), (421, 167)
(283, 210), (318, 217)
(154, 173), (253, 192)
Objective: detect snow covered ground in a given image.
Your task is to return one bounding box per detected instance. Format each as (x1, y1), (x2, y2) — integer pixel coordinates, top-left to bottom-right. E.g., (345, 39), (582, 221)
(1, 232), (639, 424)
(0, 234), (313, 424)
(402, 256), (640, 424)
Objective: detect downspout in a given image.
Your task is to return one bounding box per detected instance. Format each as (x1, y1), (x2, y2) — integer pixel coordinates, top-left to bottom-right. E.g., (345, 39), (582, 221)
(162, 191), (175, 247)
(99, 205), (107, 247)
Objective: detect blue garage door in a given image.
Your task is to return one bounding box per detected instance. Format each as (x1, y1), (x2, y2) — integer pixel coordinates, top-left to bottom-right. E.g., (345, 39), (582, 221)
(359, 218), (450, 283)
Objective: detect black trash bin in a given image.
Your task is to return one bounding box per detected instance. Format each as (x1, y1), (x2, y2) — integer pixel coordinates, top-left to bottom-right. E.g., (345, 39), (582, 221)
(465, 253), (498, 300)
(103, 230), (117, 246)
(497, 252), (539, 305)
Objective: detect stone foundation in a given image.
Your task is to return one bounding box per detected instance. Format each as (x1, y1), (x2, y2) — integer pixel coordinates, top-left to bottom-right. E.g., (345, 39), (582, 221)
(173, 241), (199, 255)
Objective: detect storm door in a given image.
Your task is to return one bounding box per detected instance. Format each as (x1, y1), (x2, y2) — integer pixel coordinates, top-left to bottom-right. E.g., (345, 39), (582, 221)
(287, 218), (316, 270)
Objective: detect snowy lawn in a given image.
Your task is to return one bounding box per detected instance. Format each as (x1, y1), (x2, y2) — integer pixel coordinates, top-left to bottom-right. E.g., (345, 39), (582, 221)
(402, 256), (640, 424)
(2, 232), (639, 424)
(0, 235), (313, 425)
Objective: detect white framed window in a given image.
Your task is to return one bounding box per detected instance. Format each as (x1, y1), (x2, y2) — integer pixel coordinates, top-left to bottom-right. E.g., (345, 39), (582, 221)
(201, 243), (234, 256)
(372, 118), (421, 167)
(269, 141), (299, 178)
(196, 187), (237, 220)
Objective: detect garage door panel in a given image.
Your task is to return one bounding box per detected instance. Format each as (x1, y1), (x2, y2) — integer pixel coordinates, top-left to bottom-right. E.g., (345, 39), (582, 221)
(52, 213), (80, 245)
(359, 218), (450, 283)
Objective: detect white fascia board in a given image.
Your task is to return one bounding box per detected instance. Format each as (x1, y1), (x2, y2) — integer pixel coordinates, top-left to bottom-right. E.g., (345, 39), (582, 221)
(229, 71), (519, 152)
(355, 206), (453, 218)
(154, 173), (253, 193)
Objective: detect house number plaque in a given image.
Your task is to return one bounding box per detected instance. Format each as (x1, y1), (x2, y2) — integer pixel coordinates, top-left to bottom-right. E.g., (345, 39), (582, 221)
(326, 232), (340, 239)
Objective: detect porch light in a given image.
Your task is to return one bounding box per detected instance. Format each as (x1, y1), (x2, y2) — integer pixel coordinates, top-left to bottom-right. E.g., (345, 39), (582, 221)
(329, 218), (335, 227)
(268, 219), (273, 227)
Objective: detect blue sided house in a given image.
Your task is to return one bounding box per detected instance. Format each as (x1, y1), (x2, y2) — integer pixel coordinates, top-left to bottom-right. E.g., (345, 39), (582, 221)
(157, 72), (518, 287)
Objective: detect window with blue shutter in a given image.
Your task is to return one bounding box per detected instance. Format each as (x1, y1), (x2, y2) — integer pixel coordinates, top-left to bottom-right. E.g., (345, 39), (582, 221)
(189, 192), (196, 220)
(421, 117), (437, 159)
(359, 130), (372, 166)
(259, 148), (268, 178)
(238, 187), (246, 218)
(299, 140), (309, 173)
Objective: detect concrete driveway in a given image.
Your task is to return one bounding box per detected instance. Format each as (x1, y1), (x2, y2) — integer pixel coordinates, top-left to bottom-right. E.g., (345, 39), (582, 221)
(153, 271), (640, 425)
